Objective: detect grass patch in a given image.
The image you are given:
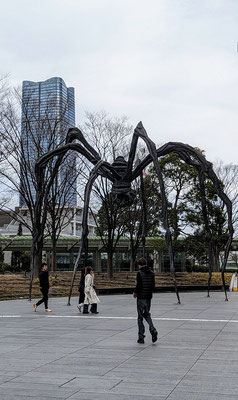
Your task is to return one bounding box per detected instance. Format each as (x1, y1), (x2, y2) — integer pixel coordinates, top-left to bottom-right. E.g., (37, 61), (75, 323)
(0, 271), (234, 301)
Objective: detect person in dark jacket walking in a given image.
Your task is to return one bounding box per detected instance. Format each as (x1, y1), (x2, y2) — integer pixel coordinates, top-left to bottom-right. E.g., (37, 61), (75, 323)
(33, 263), (52, 312)
(77, 267), (86, 312)
(133, 257), (157, 344)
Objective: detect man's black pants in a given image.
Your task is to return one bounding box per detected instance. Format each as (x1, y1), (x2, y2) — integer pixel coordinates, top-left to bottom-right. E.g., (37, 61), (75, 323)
(36, 289), (48, 309)
(137, 298), (156, 339)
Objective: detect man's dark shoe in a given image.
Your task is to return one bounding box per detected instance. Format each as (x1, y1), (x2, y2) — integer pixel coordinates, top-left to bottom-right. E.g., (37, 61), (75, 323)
(83, 311), (89, 314)
(137, 338), (145, 344)
(151, 330), (158, 343)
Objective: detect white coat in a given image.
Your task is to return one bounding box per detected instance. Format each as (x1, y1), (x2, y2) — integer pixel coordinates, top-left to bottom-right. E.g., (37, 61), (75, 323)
(229, 273), (238, 292)
(84, 273), (100, 305)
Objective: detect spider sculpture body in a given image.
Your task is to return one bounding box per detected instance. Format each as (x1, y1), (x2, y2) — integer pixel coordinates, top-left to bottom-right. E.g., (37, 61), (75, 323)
(35, 122), (233, 305)
(111, 156), (136, 206)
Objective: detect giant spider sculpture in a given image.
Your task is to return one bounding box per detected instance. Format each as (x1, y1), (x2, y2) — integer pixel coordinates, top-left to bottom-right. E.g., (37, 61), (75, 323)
(35, 122), (233, 305)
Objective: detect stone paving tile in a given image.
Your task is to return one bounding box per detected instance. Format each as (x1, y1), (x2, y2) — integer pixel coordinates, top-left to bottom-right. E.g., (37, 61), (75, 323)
(154, 341), (207, 350)
(201, 349), (238, 361)
(167, 391), (238, 400)
(134, 346), (203, 361)
(61, 376), (122, 390)
(1, 292), (238, 399)
(0, 397), (61, 400)
(68, 391), (166, 399)
(34, 363), (116, 376)
(70, 392), (166, 399)
(110, 380), (174, 396)
(112, 359), (194, 375)
(1, 350), (64, 362)
(0, 375), (18, 384)
(207, 340), (238, 352)
(175, 374), (238, 396)
(69, 347), (138, 359)
(0, 361), (48, 372)
(105, 370), (182, 385)
(188, 359), (238, 378)
(10, 374), (76, 386)
(51, 357), (122, 370)
(0, 384), (79, 399)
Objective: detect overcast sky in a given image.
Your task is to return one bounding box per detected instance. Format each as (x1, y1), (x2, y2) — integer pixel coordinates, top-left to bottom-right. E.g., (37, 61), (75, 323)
(1, 0), (238, 164)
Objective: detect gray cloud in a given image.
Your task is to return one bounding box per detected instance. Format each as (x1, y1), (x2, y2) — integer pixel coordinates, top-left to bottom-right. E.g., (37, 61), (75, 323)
(1, 0), (238, 163)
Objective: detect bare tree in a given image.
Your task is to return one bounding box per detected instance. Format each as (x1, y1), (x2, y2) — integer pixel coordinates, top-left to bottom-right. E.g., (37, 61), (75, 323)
(78, 111), (133, 278)
(0, 85), (78, 289)
(122, 170), (162, 271)
(215, 161), (238, 236)
(45, 155), (82, 272)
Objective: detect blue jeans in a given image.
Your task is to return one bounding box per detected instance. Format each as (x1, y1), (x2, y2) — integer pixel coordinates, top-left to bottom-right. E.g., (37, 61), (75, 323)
(137, 298), (155, 339)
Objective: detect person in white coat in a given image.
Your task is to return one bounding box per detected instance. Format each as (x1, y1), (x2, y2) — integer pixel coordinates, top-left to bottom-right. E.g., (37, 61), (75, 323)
(83, 266), (100, 314)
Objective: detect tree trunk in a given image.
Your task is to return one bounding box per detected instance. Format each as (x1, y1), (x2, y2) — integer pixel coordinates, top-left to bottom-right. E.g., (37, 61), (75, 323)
(29, 240), (43, 300)
(51, 240), (57, 273)
(107, 252), (113, 279)
(212, 247), (220, 272)
(34, 249), (43, 277)
(130, 252), (136, 272)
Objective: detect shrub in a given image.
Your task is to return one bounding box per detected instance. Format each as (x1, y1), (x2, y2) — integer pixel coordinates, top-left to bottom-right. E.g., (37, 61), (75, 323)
(185, 264), (209, 273)
(0, 263), (13, 274)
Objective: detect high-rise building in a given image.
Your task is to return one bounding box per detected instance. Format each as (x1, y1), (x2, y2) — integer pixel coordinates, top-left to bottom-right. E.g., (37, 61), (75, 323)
(20, 77), (77, 206)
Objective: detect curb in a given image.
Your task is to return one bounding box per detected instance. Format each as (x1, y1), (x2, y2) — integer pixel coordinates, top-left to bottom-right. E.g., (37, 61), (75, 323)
(96, 285), (229, 295)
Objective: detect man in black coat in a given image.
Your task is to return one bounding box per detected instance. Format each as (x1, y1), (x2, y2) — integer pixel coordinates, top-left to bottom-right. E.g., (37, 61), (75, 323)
(133, 257), (157, 344)
(33, 263), (52, 312)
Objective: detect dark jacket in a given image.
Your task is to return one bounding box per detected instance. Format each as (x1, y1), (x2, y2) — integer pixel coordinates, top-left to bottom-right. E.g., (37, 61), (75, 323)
(134, 266), (155, 299)
(78, 273), (85, 292)
(39, 270), (49, 292)
(78, 269), (86, 304)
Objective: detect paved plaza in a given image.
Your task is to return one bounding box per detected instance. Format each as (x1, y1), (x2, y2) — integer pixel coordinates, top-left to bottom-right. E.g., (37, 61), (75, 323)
(0, 291), (238, 399)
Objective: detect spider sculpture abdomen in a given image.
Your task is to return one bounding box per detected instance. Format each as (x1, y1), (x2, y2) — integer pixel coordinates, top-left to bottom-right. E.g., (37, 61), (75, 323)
(111, 156), (136, 206)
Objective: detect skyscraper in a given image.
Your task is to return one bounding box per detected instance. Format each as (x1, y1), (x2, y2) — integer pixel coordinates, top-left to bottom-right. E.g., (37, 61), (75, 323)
(20, 77), (77, 206)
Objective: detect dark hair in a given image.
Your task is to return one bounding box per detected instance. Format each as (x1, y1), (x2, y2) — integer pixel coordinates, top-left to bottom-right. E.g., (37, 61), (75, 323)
(138, 257), (147, 267)
(86, 266), (93, 274)
(41, 262), (47, 269)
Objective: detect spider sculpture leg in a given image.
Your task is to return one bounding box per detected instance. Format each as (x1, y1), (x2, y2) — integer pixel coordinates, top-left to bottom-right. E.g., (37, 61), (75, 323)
(197, 169), (213, 298)
(140, 171), (147, 258)
(134, 123), (181, 304)
(132, 123), (233, 303)
(174, 150), (233, 301)
(159, 144), (233, 301)
(35, 129), (114, 305)
(67, 160), (105, 306)
(29, 149), (70, 300)
(208, 169), (233, 301)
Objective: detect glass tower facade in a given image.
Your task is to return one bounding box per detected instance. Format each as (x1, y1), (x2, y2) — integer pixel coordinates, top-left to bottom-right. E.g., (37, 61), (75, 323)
(20, 77), (77, 206)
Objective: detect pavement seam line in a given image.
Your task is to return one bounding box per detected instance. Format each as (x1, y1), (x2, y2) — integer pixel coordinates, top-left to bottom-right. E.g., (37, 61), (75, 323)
(109, 378), (124, 390)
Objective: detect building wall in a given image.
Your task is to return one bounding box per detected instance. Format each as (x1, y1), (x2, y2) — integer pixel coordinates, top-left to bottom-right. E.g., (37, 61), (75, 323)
(0, 206), (97, 237)
(20, 77), (77, 206)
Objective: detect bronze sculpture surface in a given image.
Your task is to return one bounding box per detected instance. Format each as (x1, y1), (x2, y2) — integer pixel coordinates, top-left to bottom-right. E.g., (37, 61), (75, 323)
(35, 122), (233, 304)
